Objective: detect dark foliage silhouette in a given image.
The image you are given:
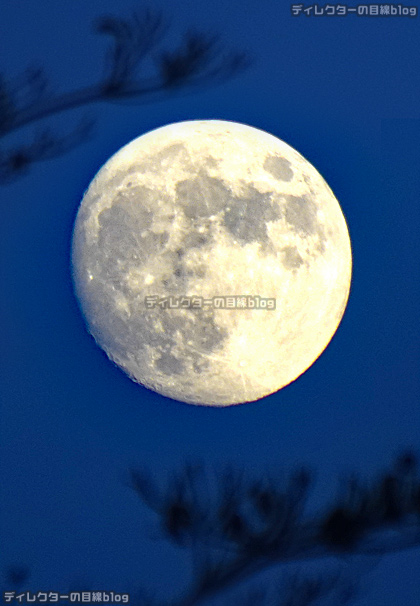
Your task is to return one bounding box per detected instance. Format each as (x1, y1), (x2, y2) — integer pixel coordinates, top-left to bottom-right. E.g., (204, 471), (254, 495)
(128, 451), (420, 605)
(2, 452), (418, 604)
(0, 8), (250, 183)
(3, 565), (30, 588)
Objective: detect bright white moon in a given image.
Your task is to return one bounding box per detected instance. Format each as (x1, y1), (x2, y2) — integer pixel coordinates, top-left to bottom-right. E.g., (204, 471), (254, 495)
(71, 120), (352, 406)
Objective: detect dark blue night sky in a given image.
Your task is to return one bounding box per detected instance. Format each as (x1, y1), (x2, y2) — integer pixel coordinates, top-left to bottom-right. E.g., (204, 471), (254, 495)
(1, 0), (419, 603)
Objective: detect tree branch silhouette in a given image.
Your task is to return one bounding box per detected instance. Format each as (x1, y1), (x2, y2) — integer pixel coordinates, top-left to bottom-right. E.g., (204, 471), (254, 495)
(0, 8), (250, 183)
(3, 452), (418, 604)
(128, 451), (420, 605)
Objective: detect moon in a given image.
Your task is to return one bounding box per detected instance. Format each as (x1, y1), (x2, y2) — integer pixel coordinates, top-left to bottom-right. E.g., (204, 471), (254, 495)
(71, 120), (352, 407)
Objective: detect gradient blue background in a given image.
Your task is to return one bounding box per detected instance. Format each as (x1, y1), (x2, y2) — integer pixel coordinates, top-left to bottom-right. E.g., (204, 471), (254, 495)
(1, 0), (419, 603)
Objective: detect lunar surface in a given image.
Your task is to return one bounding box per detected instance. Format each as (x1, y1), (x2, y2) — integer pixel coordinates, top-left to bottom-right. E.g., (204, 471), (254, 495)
(71, 120), (352, 406)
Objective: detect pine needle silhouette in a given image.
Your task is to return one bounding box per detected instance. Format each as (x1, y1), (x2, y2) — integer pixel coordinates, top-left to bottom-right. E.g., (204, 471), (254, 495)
(128, 451), (420, 605)
(0, 8), (250, 183)
(3, 452), (418, 604)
